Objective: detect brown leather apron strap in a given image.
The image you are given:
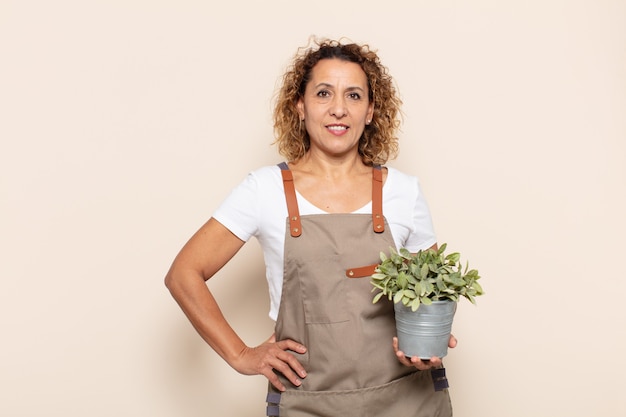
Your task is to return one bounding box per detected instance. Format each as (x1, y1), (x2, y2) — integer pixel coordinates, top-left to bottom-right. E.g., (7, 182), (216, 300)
(346, 263), (378, 278)
(372, 165), (385, 233)
(279, 162), (302, 237)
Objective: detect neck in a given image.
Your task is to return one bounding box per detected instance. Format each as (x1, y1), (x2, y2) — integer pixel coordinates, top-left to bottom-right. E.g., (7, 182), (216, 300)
(292, 151), (368, 179)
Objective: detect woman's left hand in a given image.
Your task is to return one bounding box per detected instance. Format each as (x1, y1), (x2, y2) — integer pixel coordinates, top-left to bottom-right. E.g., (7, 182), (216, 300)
(393, 334), (457, 370)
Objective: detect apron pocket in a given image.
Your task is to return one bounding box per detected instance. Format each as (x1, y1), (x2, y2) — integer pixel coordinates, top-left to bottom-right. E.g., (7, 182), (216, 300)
(296, 255), (350, 324)
(268, 371), (452, 417)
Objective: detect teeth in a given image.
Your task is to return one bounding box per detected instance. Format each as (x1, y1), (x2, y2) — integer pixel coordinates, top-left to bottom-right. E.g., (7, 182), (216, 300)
(328, 126), (347, 131)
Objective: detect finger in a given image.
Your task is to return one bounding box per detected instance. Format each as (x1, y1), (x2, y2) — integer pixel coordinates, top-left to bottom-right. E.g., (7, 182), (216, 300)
(283, 354), (307, 379)
(425, 356), (443, 368)
(254, 347), (302, 390)
(448, 334), (458, 348)
(274, 339), (307, 379)
(393, 337), (419, 367)
(263, 369), (287, 392)
(267, 354), (304, 388)
(393, 337), (440, 370)
(273, 346), (307, 379)
(395, 349), (413, 366)
(276, 338), (307, 354)
(409, 356), (437, 370)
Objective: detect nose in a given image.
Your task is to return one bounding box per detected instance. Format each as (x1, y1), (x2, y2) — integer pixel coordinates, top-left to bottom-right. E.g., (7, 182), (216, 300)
(329, 96), (347, 118)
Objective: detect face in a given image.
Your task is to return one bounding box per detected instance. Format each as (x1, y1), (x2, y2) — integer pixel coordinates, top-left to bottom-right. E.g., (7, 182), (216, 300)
(297, 58), (374, 159)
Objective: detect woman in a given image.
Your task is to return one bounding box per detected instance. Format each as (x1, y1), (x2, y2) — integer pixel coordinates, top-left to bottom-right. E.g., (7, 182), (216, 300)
(165, 38), (455, 416)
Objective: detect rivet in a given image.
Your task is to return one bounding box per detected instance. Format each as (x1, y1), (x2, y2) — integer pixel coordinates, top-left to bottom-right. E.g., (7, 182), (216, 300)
(291, 216), (298, 221)
(293, 228), (299, 233)
(348, 270), (354, 276)
(376, 224), (382, 229)
(375, 214), (381, 219)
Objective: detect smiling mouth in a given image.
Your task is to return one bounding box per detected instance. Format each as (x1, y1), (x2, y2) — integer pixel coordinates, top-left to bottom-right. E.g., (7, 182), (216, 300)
(327, 125), (348, 131)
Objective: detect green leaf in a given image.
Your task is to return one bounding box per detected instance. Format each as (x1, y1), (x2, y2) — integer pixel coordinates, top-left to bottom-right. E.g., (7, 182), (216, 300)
(472, 281), (484, 295)
(414, 281), (423, 297)
(370, 282), (384, 290)
(397, 272), (408, 289)
(379, 263), (398, 277)
(446, 252), (460, 263)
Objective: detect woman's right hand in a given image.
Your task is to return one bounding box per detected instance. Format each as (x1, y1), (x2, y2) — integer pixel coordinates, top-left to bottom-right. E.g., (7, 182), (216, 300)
(233, 333), (308, 392)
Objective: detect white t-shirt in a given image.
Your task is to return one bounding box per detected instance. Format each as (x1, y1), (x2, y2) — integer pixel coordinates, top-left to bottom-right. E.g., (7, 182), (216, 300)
(213, 164), (437, 321)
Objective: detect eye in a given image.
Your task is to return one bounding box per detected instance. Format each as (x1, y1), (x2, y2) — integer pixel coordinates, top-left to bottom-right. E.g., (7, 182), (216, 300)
(316, 90), (331, 98)
(348, 92), (362, 100)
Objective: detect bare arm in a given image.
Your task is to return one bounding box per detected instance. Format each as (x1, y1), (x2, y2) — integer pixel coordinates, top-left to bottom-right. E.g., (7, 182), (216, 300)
(164, 217), (306, 391)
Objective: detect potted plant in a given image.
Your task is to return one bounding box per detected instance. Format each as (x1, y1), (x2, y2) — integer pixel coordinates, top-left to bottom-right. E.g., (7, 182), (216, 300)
(371, 243), (484, 359)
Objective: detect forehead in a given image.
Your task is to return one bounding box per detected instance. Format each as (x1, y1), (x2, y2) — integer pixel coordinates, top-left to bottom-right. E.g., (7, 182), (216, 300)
(308, 58), (368, 88)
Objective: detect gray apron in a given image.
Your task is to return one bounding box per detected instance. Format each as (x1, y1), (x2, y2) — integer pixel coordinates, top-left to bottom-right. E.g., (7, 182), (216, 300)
(266, 162), (452, 417)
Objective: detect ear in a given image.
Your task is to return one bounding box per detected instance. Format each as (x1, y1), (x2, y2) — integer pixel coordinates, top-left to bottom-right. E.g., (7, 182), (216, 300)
(296, 98), (305, 120)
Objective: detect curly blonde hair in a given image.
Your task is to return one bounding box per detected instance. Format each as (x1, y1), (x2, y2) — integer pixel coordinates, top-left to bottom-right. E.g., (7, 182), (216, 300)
(273, 38), (402, 166)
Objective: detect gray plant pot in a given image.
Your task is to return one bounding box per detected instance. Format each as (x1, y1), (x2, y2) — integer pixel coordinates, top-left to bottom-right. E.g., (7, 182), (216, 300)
(394, 300), (457, 359)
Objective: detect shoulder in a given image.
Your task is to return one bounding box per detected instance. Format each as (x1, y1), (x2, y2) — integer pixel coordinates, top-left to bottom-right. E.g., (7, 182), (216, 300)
(233, 164), (283, 192)
(383, 166), (431, 210)
(248, 163), (282, 180)
(215, 164), (284, 208)
(212, 163), (286, 241)
(384, 166), (421, 190)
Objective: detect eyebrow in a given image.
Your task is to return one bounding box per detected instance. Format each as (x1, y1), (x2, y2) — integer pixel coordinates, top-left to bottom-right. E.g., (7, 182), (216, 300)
(313, 83), (367, 93)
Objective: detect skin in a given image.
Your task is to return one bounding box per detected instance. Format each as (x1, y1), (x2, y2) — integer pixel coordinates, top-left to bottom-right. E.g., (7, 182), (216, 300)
(292, 59), (375, 212)
(164, 57), (455, 392)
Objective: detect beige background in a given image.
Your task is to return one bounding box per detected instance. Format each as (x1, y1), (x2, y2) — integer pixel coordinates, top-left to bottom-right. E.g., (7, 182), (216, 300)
(2, 0), (625, 416)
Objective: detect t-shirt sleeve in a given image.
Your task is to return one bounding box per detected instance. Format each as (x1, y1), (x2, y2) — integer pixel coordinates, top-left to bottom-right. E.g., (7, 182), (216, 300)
(403, 178), (437, 252)
(212, 172), (260, 242)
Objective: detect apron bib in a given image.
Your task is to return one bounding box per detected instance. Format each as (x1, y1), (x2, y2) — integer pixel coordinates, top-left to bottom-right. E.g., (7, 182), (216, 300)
(266, 163), (452, 417)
